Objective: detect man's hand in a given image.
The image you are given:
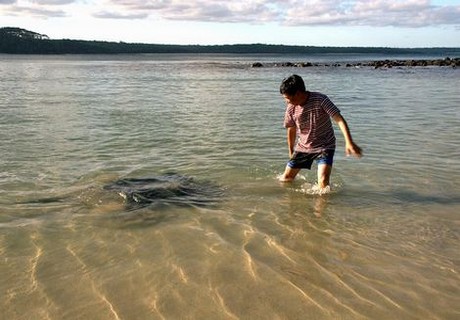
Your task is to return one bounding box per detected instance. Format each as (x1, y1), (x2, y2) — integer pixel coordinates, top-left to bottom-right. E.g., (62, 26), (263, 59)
(345, 142), (363, 158)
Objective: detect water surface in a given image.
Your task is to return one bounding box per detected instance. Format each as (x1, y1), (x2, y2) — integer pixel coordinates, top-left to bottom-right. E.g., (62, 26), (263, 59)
(1, 54), (459, 319)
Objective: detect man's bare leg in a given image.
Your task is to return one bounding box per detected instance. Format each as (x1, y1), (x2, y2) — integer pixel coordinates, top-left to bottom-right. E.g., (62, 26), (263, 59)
(279, 166), (301, 182)
(317, 164), (332, 189)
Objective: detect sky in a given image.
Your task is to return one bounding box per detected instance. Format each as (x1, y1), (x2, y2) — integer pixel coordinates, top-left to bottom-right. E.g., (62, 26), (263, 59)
(1, 0), (460, 47)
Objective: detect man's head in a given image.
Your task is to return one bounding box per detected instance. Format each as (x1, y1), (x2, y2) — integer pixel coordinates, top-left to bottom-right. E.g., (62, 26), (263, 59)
(280, 74), (306, 96)
(280, 74), (307, 106)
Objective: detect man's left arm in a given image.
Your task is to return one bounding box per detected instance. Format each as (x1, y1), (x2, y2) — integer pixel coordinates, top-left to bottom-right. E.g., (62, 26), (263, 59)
(332, 113), (363, 158)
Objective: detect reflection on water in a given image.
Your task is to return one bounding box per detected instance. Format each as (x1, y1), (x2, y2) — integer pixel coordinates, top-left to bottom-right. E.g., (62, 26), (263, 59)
(1, 54), (459, 319)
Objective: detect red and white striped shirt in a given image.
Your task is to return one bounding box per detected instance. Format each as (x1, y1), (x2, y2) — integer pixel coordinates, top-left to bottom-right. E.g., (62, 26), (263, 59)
(283, 92), (340, 153)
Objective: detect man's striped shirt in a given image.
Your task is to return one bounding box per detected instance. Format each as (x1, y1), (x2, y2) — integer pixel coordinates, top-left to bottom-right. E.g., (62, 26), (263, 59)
(283, 92), (340, 153)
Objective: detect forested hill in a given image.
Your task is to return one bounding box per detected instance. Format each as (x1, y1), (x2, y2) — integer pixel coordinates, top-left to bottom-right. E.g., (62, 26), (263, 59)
(1, 27), (459, 56)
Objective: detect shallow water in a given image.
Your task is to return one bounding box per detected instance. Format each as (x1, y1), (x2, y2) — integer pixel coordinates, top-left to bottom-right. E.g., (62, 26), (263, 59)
(1, 54), (459, 319)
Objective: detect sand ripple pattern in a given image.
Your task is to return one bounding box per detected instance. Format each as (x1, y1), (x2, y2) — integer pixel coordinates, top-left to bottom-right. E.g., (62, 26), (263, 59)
(1, 196), (459, 319)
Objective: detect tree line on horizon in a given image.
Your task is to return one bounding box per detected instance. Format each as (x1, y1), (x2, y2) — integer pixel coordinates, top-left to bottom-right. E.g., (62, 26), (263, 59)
(1, 27), (459, 55)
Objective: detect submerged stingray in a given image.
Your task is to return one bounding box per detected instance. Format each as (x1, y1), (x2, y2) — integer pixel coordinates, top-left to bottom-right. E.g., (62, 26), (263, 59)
(103, 173), (224, 210)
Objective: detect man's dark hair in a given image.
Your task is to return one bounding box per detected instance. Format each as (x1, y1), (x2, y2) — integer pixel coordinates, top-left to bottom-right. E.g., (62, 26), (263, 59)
(279, 74), (306, 95)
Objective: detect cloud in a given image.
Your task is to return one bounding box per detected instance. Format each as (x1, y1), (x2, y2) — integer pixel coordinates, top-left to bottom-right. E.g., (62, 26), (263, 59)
(0, 0), (70, 18)
(31, 0), (75, 4)
(3, 5), (67, 17)
(94, 0), (280, 23)
(283, 0), (460, 27)
(93, 10), (148, 19)
(95, 0), (460, 27)
(1, 0), (460, 27)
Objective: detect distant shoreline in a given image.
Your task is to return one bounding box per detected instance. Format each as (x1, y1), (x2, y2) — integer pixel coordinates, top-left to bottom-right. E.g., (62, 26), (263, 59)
(2, 27), (460, 56)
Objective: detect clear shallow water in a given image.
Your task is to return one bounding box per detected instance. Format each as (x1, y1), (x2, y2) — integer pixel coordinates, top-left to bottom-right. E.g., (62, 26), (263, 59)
(1, 54), (459, 319)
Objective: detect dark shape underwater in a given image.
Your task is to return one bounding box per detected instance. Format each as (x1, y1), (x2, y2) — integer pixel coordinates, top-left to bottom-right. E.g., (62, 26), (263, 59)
(103, 173), (224, 210)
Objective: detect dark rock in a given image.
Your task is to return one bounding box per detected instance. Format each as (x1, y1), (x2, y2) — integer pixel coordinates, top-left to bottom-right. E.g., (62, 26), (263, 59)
(104, 173), (224, 210)
(250, 57), (460, 69)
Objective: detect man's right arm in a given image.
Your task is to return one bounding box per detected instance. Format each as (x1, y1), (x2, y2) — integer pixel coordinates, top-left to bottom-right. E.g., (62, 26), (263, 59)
(286, 126), (296, 158)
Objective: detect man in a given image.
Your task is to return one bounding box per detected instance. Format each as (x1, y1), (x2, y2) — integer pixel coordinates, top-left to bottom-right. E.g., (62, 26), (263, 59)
(279, 74), (362, 190)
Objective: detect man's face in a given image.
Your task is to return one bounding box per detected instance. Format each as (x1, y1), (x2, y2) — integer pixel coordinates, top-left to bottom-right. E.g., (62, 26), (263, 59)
(282, 91), (303, 106)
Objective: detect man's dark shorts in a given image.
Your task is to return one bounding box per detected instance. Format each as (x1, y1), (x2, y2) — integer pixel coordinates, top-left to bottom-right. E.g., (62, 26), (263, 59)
(287, 150), (335, 169)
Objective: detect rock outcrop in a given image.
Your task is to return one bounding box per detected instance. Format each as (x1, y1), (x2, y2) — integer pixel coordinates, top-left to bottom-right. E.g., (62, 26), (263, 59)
(251, 57), (460, 69)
